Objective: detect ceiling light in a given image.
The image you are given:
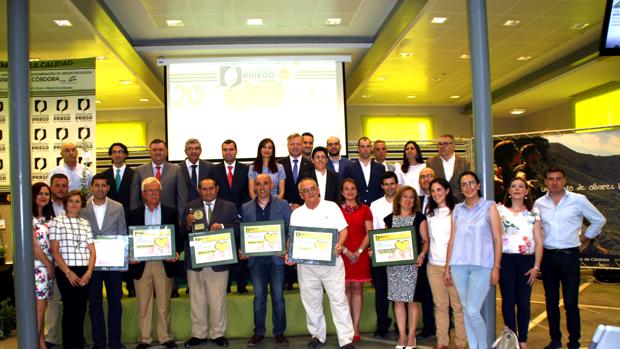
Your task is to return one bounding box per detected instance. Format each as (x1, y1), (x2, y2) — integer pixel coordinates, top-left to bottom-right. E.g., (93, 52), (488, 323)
(54, 19), (73, 27)
(377, 76), (387, 81)
(95, 99), (102, 104)
(431, 77), (442, 82)
(571, 23), (590, 30)
(450, 95), (461, 99)
(516, 56), (532, 61)
(95, 56), (107, 61)
(325, 18), (342, 25)
(139, 98), (150, 102)
(118, 80), (132, 85)
(459, 54), (470, 59)
(406, 95), (417, 99)
(29, 58), (41, 62)
(166, 19), (184, 27)
(361, 94), (371, 98)
(398, 52), (414, 58)
(431, 17), (447, 24)
(510, 108), (526, 115)
(503, 20), (520, 26)
(247, 18), (263, 26)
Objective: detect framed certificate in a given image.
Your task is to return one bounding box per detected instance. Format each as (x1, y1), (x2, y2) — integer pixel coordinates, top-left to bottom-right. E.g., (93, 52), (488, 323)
(94, 235), (128, 271)
(129, 225), (176, 262)
(240, 220), (285, 257)
(369, 227), (418, 267)
(189, 228), (238, 268)
(288, 226), (337, 266)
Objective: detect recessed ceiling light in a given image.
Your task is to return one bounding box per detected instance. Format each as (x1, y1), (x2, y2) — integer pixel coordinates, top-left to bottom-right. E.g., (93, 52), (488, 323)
(118, 80), (132, 85)
(139, 98), (150, 102)
(247, 18), (263, 26)
(95, 56), (107, 61)
(510, 108), (526, 115)
(571, 23), (590, 30)
(166, 19), (184, 27)
(95, 99), (102, 104)
(431, 77), (442, 82)
(54, 19), (73, 27)
(431, 17), (447, 24)
(398, 52), (414, 58)
(406, 95), (417, 99)
(29, 58), (41, 62)
(361, 94), (371, 98)
(503, 20), (520, 26)
(377, 76), (387, 81)
(517, 55), (532, 61)
(450, 95), (461, 99)
(325, 17), (342, 25)
(459, 54), (470, 59)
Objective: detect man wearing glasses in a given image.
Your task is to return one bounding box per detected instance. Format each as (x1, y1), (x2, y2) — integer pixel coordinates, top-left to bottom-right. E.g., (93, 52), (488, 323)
(425, 134), (470, 202)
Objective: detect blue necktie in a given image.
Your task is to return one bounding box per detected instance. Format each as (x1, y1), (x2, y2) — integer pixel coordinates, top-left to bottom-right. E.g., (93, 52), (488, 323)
(115, 169), (121, 191)
(293, 159), (299, 183)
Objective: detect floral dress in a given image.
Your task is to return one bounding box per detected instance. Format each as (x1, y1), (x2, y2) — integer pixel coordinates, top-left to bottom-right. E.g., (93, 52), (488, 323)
(34, 218), (54, 300)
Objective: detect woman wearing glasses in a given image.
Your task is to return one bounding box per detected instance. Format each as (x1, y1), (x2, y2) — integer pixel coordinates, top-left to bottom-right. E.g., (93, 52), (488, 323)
(445, 171), (502, 349)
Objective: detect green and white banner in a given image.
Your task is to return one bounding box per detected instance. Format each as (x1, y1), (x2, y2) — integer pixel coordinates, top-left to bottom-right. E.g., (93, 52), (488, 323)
(0, 57), (96, 186)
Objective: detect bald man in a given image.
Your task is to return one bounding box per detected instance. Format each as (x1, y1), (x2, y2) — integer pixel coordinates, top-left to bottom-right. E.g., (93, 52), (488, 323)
(48, 141), (93, 191)
(326, 136), (352, 181)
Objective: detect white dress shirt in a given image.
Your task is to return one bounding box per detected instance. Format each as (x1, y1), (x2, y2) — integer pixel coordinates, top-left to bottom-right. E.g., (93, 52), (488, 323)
(370, 196), (393, 229)
(441, 154), (456, 181)
(91, 198), (108, 230)
(315, 170), (327, 200)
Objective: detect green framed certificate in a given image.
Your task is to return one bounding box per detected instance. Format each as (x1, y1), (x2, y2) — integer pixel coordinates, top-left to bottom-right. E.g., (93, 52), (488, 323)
(240, 220), (286, 257)
(189, 228), (238, 268)
(369, 227), (418, 267)
(94, 235), (128, 271)
(288, 226), (337, 266)
(129, 225), (176, 262)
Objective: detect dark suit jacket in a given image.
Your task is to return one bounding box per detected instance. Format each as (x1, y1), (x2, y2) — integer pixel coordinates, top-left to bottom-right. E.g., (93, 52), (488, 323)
(183, 198), (241, 272)
(209, 161), (249, 212)
(426, 155), (470, 202)
(342, 159), (386, 205)
(101, 166), (134, 217)
(179, 159), (214, 202)
(278, 156), (313, 205)
(241, 197), (291, 266)
(328, 156), (353, 181)
(127, 205), (181, 280)
(80, 198), (127, 237)
(300, 169), (340, 202)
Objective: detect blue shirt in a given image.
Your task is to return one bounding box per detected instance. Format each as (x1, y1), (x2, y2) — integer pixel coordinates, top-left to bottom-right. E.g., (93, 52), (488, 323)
(450, 199), (495, 268)
(144, 205), (162, 225)
(248, 163), (286, 197)
(534, 190), (606, 249)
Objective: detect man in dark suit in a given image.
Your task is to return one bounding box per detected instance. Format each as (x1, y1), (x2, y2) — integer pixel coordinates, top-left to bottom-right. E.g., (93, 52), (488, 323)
(326, 136), (352, 181)
(209, 139), (249, 212)
(81, 173), (127, 349)
(128, 177), (181, 349)
(278, 133), (313, 208)
(425, 134), (470, 202)
(180, 138), (214, 202)
(241, 174), (291, 347)
(301, 146), (339, 202)
(183, 178), (240, 348)
(301, 131), (314, 160)
(129, 139), (188, 224)
(342, 137), (385, 205)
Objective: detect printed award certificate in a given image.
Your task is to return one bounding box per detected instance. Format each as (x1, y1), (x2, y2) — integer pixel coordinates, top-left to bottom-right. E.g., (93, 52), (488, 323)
(240, 220), (285, 256)
(94, 235), (128, 271)
(189, 228), (238, 268)
(128, 225), (176, 262)
(288, 226), (337, 266)
(369, 227), (418, 267)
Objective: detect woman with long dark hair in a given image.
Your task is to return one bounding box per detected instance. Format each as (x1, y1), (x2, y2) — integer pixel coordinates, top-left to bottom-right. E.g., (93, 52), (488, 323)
(248, 138), (286, 199)
(395, 141), (426, 195)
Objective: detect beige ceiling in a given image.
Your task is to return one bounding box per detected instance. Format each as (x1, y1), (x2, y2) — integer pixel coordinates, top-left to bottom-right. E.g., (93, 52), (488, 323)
(0, 0), (618, 118)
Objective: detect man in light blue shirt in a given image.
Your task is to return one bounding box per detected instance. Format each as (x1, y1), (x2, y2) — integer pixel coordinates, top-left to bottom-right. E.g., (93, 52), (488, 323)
(534, 167), (606, 349)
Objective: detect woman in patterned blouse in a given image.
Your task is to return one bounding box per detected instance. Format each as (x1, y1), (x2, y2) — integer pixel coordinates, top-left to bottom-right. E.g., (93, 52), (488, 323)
(32, 182), (56, 349)
(49, 190), (96, 349)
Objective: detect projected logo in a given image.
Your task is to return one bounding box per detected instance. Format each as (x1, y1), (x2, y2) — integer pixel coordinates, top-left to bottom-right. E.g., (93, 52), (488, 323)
(56, 99), (68, 112)
(34, 100), (47, 113)
(78, 98), (91, 111)
(34, 158), (47, 170)
(34, 128), (47, 141)
(220, 66), (242, 88)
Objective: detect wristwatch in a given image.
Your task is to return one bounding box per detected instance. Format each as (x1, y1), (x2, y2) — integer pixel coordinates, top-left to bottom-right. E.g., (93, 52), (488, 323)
(357, 248), (363, 254)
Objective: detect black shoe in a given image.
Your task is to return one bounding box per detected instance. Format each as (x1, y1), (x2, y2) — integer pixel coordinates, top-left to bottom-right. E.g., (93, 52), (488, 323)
(373, 328), (389, 339)
(416, 328), (436, 339)
(543, 340), (562, 349)
(134, 343), (150, 349)
(307, 337), (324, 348)
(171, 289), (180, 298)
(238, 287), (249, 294)
(110, 345), (126, 349)
(128, 290), (136, 298)
(45, 342), (57, 349)
(91, 345), (106, 349)
(340, 344), (356, 349)
(161, 340), (177, 348)
(275, 334), (289, 347)
(247, 335), (264, 347)
(211, 336), (229, 347)
(184, 337), (207, 348)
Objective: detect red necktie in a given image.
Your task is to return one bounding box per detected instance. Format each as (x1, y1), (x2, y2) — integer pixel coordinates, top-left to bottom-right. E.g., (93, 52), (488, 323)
(155, 166), (161, 180)
(227, 166), (233, 187)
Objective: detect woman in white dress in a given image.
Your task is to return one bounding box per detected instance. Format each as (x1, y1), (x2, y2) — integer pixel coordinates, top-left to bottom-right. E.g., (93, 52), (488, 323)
(395, 141), (426, 195)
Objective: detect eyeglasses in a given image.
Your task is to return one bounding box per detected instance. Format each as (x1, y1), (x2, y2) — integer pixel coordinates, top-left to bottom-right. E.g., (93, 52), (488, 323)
(327, 142), (340, 147)
(300, 187), (318, 194)
(461, 181), (478, 188)
(437, 142), (454, 147)
(111, 150), (125, 155)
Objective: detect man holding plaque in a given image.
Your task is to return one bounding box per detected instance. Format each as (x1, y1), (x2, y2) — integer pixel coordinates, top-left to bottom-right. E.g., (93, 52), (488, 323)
(81, 173), (127, 349)
(183, 178), (240, 348)
(241, 174), (291, 347)
(128, 177), (180, 349)
(288, 178), (356, 349)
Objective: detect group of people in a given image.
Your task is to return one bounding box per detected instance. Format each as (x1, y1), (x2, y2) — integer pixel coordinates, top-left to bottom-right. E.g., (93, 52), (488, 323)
(30, 133), (606, 349)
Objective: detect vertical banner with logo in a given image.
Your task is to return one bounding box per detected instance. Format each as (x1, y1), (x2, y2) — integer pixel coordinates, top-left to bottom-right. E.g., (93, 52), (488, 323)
(0, 58), (96, 186)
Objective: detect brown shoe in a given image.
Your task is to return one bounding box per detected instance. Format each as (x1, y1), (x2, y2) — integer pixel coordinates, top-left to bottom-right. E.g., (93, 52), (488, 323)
(275, 334), (289, 347)
(247, 335), (264, 347)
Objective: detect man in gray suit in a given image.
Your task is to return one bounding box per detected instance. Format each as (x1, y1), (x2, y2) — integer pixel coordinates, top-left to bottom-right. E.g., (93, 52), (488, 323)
(130, 139), (188, 223)
(81, 173), (127, 349)
(181, 138), (214, 202)
(373, 140), (395, 172)
(425, 134), (470, 202)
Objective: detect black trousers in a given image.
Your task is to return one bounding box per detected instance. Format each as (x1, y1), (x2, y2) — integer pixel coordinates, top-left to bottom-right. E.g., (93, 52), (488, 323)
(499, 253), (534, 342)
(89, 270), (123, 348)
(541, 247), (581, 347)
(56, 266), (90, 349)
(371, 265), (391, 332)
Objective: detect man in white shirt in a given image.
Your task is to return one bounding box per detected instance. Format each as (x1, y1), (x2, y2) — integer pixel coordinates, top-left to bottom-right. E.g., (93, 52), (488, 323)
(425, 134), (469, 202)
(369, 171), (399, 338)
(287, 178), (356, 349)
(326, 136), (352, 181)
(181, 138), (213, 202)
(48, 141), (93, 191)
(279, 133), (313, 208)
(300, 146), (339, 202)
